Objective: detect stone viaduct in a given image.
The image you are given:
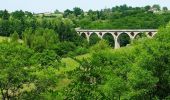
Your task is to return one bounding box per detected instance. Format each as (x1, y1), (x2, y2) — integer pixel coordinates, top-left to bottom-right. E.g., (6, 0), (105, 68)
(76, 29), (157, 49)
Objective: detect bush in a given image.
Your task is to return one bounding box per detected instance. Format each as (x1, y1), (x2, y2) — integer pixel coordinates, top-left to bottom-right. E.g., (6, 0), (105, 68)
(68, 46), (88, 57)
(54, 41), (76, 57)
(90, 40), (111, 53)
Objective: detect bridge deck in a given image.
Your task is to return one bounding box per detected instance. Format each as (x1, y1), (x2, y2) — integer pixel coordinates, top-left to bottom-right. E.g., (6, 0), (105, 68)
(76, 29), (157, 32)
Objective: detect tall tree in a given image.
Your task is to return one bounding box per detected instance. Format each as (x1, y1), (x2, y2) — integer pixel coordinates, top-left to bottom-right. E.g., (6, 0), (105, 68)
(12, 10), (25, 20)
(63, 9), (73, 17)
(0, 43), (33, 99)
(163, 7), (168, 11)
(2, 10), (10, 20)
(54, 9), (61, 14)
(144, 5), (151, 11)
(73, 7), (84, 17)
(10, 31), (19, 42)
(152, 4), (161, 11)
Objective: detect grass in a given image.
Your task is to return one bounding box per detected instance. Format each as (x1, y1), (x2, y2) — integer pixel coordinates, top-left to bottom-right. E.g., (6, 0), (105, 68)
(56, 78), (71, 91)
(58, 53), (91, 74)
(0, 36), (23, 43)
(0, 36), (8, 42)
(75, 53), (91, 60)
(58, 57), (80, 74)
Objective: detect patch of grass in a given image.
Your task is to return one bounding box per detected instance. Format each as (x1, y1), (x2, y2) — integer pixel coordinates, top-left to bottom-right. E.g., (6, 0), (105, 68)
(55, 54), (91, 90)
(58, 53), (91, 74)
(56, 78), (71, 91)
(0, 36), (8, 42)
(0, 36), (23, 43)
(58, 57), (80, 74)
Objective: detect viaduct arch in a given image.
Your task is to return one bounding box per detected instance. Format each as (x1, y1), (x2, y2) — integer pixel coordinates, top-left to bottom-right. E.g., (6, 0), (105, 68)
(76, 29), (157, 49)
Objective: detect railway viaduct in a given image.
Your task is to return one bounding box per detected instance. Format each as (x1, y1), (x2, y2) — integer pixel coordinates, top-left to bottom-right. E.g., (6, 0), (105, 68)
(76, 29), (157, 48)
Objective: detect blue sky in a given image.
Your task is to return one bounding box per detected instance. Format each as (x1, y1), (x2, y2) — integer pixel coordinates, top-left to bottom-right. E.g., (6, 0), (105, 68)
(0, 0), (170, 13)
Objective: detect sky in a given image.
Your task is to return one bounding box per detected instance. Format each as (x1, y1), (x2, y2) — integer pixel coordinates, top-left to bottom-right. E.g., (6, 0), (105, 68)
(0, 0), (170, 13)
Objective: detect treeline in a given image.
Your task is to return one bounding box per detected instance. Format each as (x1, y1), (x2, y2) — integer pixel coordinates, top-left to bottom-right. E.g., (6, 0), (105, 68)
(0, 10), (75, 38)
(0, 9), (89, 57)
(1, 4), (170, 37)
(60, 4), (170, 29)
(1, 4), (170, 49)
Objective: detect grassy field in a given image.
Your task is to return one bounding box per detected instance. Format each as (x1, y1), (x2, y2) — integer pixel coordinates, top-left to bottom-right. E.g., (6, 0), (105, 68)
(0, 36), (8, 42)
(59, 53), (91, 73)
(57, 57), (79, 75)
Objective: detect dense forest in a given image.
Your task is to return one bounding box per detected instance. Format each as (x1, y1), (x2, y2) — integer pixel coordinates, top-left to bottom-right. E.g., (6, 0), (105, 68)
(0, 4), (170, 99)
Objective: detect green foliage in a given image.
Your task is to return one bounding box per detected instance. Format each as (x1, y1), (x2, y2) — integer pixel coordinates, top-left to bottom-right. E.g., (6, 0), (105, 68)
(64, 9), (73, 17)
(78, 5), (170, 29)
(0, 43), (62, 99)
(90, 40), (111, 53)
(10, 31), (19, 42)
(152, 4), (161, 11)
(118, 33), (131, 47)
(30, 50), (60, 67)
(0, 19), (12, 36)
(64, 60), (103, 99)
(11, 10), (25, 20)
(163, 7), (168, 11)
(74, 46), (88, 55)
(2, 10), (10, 20)
(0, 5), (170, 99)
(53, 41), (76, 57)
(67, 46), (88, 57)
(0, 43), (33, 99)
(23, 28), (59, 52)
(102, 33), (115, 47)
(64, 23), (170, 99)
(73, 7), (84, 17)
(89, 33), (101, 46)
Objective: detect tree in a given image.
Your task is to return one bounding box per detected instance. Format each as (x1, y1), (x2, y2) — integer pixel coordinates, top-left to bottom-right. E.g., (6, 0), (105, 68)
(30, 50), (60, 67)
(144, 5), (151, 11)
(64, 60), (103, 99)
(12, 10), (25, 20)
(152, 4), (161, 11)
(23, 28), (59, 52)
(163, 7), (168, 11)
(90, 40), (111, 52)
(10, 31), (19, 42)
(0, 10), (4, 18)
(0, 43), (33, 99)
(2, 10), (10, 20)
(54, 41), (76, 57)
(22, 28), (33, 48)
(63, 9), (73, 17)
(73, 7), (83, 17)
(54, 9), (60, 14)
(25, 11), (33, 17)
(0, 19), (12, 36)
(0, 43), (61, 99)
(89, 34), (101, 46)
(57, 20), (75, 41)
